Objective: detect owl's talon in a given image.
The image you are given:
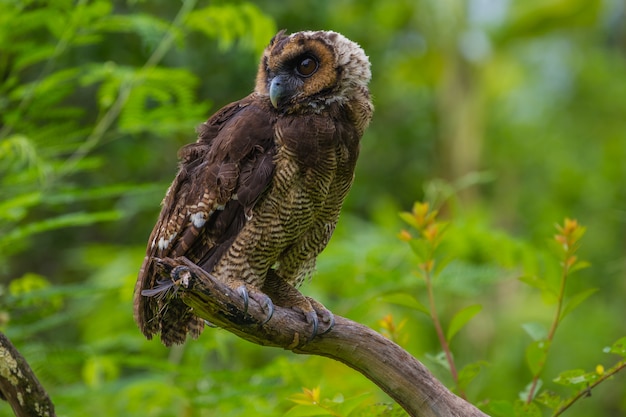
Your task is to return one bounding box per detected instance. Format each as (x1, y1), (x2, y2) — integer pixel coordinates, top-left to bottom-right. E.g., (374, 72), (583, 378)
(249, 292), (274, 324)
(235, 285), (274, 324)
(236, 285), (250, 313)
(303, 297), (335, 340)
(303, 311), (319, 343)
(318, 311), (335, 335)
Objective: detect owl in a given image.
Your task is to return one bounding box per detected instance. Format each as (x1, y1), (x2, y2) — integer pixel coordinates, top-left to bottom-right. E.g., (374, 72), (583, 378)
(134, 30), (373, 346)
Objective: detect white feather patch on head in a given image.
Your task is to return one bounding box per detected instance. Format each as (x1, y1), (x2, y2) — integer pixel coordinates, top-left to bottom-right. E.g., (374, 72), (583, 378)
(296, 30), (371, 88)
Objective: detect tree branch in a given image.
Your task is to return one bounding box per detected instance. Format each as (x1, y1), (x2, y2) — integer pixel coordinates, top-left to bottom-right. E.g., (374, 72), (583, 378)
(160, 257), (489, 417)
(0, 332), (55, 417)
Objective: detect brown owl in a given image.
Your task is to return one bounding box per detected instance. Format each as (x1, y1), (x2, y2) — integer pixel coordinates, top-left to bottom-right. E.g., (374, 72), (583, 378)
(133, 30), (373, 346)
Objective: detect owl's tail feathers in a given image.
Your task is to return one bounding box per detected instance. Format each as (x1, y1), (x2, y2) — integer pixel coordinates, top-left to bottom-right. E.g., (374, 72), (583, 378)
(159, 303), (204, 347)
(137, 260), (205, 346)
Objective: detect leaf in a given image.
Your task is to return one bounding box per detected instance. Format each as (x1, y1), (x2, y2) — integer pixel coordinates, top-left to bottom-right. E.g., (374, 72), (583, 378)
(608, 336), (626, 357)
(399, 211), (420, 229)
(553, 369), (597, 387)
(535, 390), (562, 411)
(521, 322), (548, 341)
(378, 292), (430, 316)
(457, 361), (488, 392)
(0, 210), (122, 251)
(446, 304), (482, 342)
(407, 238), (431, 262)
(513, 399), (542, 417)
(0, 192), (42, 221)
(487, 400), (515, 417)
(525, 339), (550, 375)
(559, 288), (598, 321)
(518, 275), (549, 291)
(568, 260), (591, 274)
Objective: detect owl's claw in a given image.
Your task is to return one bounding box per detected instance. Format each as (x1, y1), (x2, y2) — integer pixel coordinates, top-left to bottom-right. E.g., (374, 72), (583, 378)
(236, 285), (249, 312)
(303, 311), (319, 343)
(296, 298), (334, 343)
(236, 285), (274, 325)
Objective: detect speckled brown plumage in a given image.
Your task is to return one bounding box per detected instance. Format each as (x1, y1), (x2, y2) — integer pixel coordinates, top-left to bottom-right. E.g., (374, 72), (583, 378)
(134, 30), (373, 346)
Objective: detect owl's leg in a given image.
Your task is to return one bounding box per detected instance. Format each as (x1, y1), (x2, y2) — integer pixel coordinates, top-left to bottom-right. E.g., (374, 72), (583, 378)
(262, 270), (334, 341)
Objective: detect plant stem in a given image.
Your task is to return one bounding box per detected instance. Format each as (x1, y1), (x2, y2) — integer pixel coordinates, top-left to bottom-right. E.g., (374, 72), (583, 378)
(526, 257), (570, 403)
(424, 269), (465, 399)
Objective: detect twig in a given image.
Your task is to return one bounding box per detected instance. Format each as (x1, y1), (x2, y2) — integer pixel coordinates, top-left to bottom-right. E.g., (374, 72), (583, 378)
(161, 256), (490, 417)
(552, 360), (626, 417)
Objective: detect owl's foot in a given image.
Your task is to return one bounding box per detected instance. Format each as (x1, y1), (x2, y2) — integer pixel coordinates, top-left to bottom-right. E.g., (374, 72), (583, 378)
(262, 271), (334, 343)
(294, 297), (335, 342)
(235, 285), (274, 325)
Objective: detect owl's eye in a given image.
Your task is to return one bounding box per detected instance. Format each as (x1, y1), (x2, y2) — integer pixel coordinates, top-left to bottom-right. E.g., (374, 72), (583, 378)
(295, 56), (318, 77)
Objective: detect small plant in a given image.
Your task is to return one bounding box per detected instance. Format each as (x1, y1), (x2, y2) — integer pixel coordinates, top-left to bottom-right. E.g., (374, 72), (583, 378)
(398, 202), (483, 399)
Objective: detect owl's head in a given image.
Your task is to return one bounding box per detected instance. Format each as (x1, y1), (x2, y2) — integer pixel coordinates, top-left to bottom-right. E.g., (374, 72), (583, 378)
(255, 30), (371, 112)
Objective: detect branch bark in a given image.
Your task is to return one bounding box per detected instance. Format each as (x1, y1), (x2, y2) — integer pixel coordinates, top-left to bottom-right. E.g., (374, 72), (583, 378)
(160, 257), (490, 417)
(0, 332), (56, 417)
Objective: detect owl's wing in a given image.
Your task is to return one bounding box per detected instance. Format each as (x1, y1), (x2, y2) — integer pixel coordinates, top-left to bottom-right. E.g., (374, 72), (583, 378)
(133, 94), (276, 345)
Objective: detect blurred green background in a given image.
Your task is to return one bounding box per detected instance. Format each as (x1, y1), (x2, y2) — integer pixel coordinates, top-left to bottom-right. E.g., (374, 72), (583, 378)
(1, 0), (625, 416)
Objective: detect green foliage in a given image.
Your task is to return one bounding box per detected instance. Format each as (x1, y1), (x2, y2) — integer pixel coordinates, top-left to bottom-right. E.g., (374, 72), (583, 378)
(2, 1), (626, 417)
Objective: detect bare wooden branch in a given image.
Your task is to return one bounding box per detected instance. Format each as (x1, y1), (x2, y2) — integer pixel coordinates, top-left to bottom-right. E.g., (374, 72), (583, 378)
(161, 256), (490, 417)
(0, 332), (55, 417)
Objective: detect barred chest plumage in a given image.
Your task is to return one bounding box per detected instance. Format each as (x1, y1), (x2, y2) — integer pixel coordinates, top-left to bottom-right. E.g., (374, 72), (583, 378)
(212, 104), (360, 289)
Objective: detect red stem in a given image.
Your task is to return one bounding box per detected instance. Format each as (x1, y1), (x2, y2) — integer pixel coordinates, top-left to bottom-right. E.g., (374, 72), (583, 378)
(425, 270), (465, 399)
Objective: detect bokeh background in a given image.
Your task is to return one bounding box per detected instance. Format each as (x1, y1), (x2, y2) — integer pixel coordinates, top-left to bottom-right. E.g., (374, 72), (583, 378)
(1, 0), (625, 416)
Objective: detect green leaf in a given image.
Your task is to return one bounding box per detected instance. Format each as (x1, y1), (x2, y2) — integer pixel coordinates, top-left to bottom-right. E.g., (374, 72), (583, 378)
(513, 399), (542, 417)
(553, 369), (597, 387)
(185, 3), (276, 54)
(608, 336), (626, 357)
(518, 275), (548, 291)
(0, 210), (122, 251)
(521, 322), (548, 341)
(408, 239), (431, 263)
(535, 390), (562, 411)
(0, 192), (42, 221)
(525, 339), (550, 375)
(399, 211), (419, 229)
(518, 275), (557, 302)
(457, 361), (488, 392)
(568, 260), (591, 274)
(378, 292), (430, 316)
(487, 400), (515, 417)
(446, 304), (482, 342)
(559, 288), (598, 321)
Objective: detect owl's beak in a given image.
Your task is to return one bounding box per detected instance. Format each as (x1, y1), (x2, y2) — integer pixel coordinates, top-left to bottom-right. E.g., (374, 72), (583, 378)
(269, 76), (286, 109)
